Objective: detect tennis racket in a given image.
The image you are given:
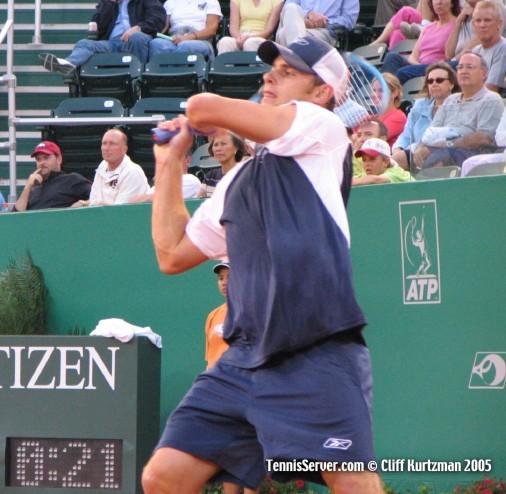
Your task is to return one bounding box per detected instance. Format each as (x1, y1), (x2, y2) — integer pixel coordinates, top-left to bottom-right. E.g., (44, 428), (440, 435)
(151, 51), (391, 143)
(333, 52), (391, 130)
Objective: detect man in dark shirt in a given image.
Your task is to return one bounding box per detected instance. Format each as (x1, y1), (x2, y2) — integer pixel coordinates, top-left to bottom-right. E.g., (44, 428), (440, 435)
(14, 141), (91, 211)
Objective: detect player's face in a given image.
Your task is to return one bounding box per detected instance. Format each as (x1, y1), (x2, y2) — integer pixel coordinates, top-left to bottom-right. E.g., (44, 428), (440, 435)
(362, 154), (389, 175)
(34, 153), (62, 180)
(217, 267), (230, 298)
(261, 57), (322, 106)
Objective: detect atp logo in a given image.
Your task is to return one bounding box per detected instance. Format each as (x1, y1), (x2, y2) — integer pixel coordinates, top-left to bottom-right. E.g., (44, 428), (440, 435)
(469, 353), (506, 389)
(399, 200), (441, 304)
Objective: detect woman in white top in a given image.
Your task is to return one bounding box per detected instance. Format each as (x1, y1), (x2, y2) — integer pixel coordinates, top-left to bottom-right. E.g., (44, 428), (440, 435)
(217, 0), (284, 54)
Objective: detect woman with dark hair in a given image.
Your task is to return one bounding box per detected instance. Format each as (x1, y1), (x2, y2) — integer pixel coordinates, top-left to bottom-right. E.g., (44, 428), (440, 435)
(371, 73), (407, 147)
(197, 132), (250, 198)
(381, 0), (460, 84)
(392, 62), (459, 170)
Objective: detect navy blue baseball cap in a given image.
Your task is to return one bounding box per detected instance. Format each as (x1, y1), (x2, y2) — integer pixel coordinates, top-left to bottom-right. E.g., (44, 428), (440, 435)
(213, 261), (229, 274)
(258, 35), (349, 101)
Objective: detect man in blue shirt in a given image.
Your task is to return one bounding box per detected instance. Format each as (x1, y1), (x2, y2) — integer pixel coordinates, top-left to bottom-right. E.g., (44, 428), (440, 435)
(275, 0), (359, 47)
(39, 0), (165, 74)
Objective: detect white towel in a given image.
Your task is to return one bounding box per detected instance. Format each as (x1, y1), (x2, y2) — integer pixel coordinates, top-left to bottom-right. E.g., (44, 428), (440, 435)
(90, 318), (162, 348)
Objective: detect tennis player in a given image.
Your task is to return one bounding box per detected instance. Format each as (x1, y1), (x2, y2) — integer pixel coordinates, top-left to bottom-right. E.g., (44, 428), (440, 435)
(143, 35), (383, 494)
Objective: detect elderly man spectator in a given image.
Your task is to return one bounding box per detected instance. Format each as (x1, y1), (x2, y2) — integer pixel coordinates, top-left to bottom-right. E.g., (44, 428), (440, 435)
(445, 0), (506, 61)
(413, 51), (504, 170)
(39, 0), (165, 74)
(275, 0), (359, 47)
(13, 141), (91, 212)
(73, 128), (149, 207)
(469, 1), (506, 92)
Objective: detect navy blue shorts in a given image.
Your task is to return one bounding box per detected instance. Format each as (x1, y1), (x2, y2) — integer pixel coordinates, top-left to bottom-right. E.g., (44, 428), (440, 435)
(156, 331), (375, 488)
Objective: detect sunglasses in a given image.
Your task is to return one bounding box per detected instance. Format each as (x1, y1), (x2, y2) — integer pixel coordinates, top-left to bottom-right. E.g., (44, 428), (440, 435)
(427, 77), (449, 84)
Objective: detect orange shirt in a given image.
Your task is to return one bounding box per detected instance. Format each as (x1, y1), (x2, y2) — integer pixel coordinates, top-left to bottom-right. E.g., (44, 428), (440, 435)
(205, 303), (230, 369)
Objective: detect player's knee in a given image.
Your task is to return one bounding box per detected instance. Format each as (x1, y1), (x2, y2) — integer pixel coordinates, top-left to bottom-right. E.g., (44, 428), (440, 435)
(325, 471), (384, 494)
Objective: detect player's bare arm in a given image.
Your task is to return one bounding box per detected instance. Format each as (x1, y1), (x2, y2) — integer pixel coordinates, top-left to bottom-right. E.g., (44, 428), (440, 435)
(152, 116), (208, 274)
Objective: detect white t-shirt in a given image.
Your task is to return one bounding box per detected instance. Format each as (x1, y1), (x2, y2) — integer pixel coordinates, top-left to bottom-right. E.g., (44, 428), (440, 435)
(164, 0), (222, 32)
(186, 101), (351, 260)
(89, 155), (150, 206)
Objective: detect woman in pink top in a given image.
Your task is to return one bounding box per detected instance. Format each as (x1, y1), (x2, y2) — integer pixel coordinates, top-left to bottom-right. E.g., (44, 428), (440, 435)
(380, 0), (460, 84)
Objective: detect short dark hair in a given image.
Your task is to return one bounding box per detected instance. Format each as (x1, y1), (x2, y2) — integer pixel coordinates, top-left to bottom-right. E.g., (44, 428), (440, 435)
(358, 118), (388, 139)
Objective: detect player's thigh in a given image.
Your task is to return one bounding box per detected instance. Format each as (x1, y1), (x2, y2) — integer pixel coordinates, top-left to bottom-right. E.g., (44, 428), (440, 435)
(142, 447), (220, 494)
(322, 470), (384, 494)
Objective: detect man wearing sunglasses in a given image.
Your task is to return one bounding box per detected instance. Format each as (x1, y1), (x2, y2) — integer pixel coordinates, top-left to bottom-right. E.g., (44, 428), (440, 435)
(414, 51), (503, 170)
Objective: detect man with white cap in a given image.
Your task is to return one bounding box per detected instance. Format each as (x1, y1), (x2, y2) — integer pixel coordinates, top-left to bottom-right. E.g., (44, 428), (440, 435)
(353, 138), (414, 185)
(143, 36), (383, 494)
(14, 141), (91, 211)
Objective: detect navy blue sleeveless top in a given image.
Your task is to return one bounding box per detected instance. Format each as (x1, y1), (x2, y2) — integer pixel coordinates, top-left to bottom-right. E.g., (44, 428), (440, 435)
(219, 151), (366, 369)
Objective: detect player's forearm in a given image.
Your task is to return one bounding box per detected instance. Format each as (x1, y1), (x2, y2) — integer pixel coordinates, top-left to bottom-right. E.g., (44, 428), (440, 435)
(186, 93), (294, 143)
(152, 151), (191, 273)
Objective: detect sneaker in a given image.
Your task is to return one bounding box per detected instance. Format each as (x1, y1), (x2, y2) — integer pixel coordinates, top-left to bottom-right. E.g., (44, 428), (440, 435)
(39, 53), (76, 74)
(400, 22), (422, 39)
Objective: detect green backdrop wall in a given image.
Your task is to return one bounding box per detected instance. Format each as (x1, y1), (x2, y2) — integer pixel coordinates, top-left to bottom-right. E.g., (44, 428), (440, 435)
(0, 176), (504, 493)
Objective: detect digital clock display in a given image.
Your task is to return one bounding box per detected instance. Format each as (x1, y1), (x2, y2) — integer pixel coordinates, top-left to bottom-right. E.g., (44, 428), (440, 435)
(6, 438), (123, 489)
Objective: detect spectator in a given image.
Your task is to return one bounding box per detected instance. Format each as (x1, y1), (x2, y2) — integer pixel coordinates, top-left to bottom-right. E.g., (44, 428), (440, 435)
(381, 0), (460, 84)
(0, 191), (5, 206)
(353, 138), (414, 185)
(73, 128), (149, 206)
(413, 51), (504, 170)
(352, 118), (389, 176)
(197, 132), (250, 198)
(445, 0), (506, 61)
(371, 73), (407, 147)
(217, 0), (284, 54)
(275, 0), (359, 47)
(130, 150), (201, 202)
(375, 0), (418, 26)
(13, 141), (91, 212)
(371, 0), (435, 50)
(148, 0), (222, 61)
(392, 62), (459, 170)
(470, 1), (506, 92)
(39, 0), (165, 73)
(461, 106), (506, 176)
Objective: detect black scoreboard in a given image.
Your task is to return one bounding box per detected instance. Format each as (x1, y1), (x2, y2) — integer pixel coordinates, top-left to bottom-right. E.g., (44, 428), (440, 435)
(0, 336), (161, 493)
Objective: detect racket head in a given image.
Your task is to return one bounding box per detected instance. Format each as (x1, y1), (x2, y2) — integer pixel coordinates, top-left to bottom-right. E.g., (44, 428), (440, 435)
(334, 52), (391, 130)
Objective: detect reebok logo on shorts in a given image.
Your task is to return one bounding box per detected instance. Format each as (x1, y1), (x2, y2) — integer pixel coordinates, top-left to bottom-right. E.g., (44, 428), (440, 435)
(323, 438), (352, 450)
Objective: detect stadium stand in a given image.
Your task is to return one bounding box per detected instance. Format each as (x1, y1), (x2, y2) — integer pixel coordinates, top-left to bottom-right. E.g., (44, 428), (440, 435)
(0, 0), (92, 196)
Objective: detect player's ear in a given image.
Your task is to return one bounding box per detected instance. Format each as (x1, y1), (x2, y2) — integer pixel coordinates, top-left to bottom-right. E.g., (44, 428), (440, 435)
(313, 83), (334, 107)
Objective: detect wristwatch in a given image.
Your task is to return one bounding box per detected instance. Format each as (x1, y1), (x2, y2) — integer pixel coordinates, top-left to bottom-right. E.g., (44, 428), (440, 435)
(446, 139), (454, 148)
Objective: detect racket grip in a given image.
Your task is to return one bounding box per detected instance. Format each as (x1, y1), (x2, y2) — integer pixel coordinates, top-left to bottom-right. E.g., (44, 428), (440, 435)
(151, 127), (206, 144)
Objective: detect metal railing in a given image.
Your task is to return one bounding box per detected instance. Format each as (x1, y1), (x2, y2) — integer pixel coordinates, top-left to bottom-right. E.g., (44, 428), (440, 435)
(0, 0), (17, 202)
